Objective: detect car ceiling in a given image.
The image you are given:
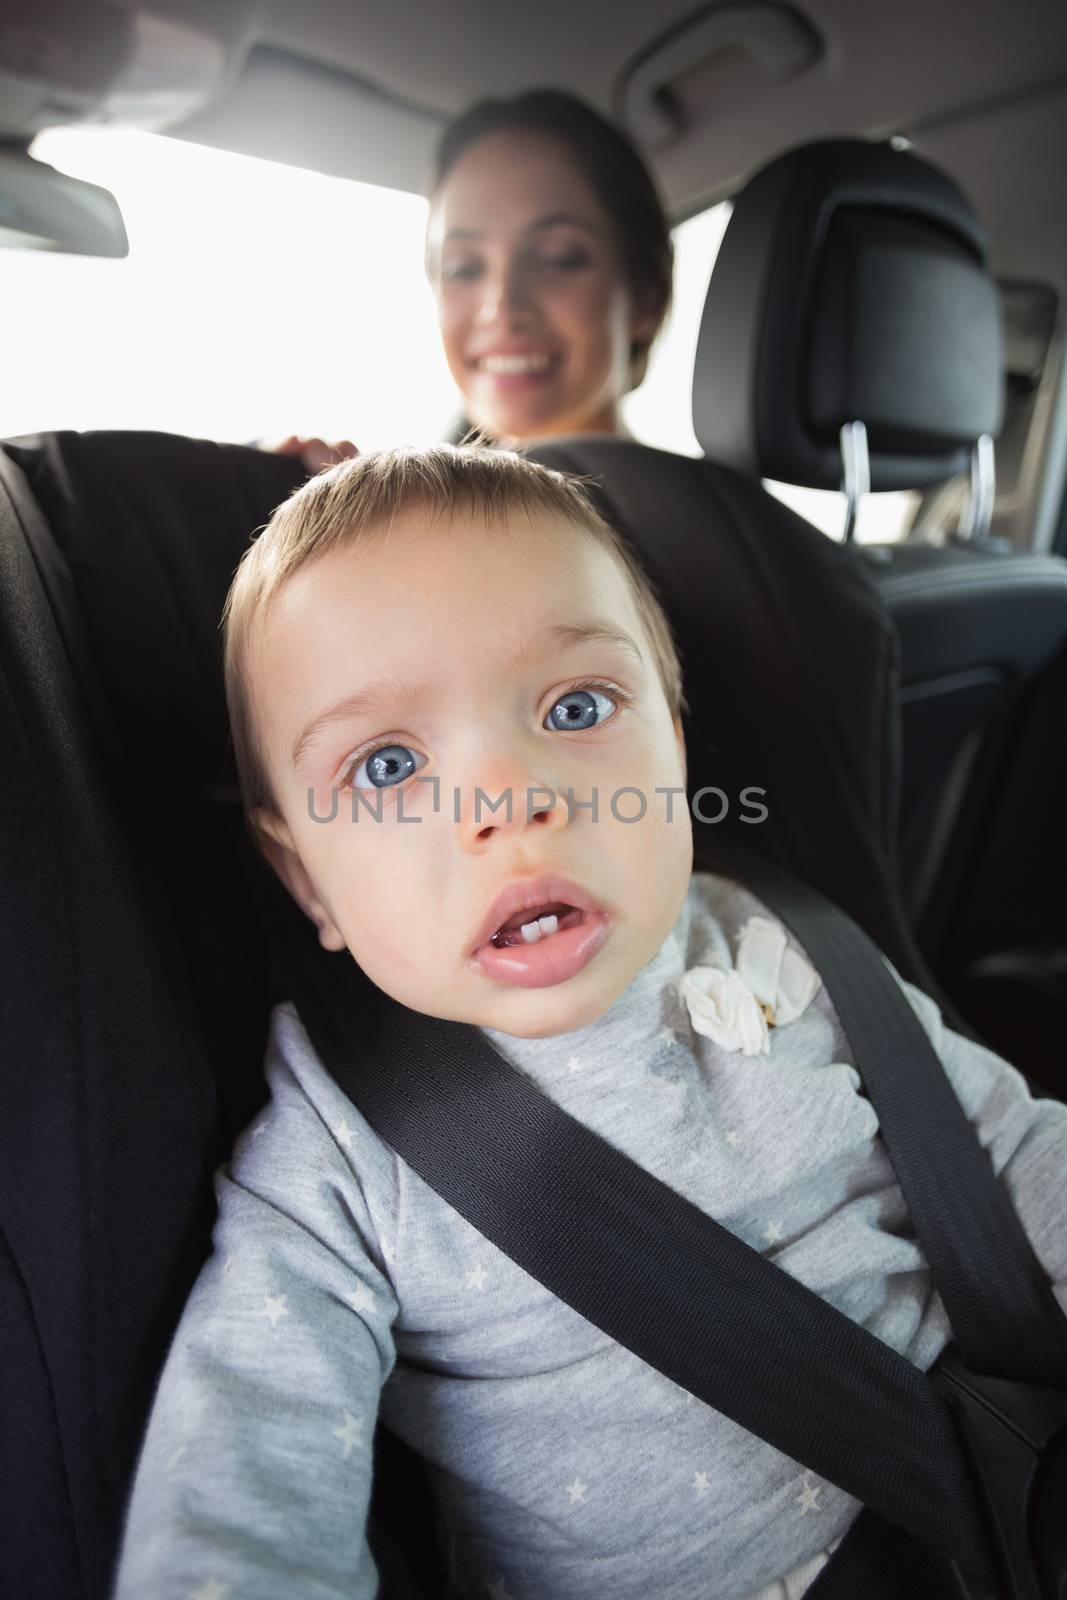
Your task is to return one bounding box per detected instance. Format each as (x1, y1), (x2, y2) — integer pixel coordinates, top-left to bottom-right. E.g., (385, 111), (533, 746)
(8, 0), (1067, 287)
(166, 0), (1067, 286)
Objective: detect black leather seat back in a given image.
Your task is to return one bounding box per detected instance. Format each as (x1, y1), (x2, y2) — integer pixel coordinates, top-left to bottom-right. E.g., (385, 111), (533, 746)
(5, 431), (306, 1099)
(0, 434), (305, 1600)
(863, 542), (1067, 924)
(0, 447), (233, 1600)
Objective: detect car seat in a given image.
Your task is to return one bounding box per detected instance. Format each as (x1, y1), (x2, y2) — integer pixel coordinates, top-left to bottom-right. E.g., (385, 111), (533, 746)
(0, 407), (954, 1598)
(0, 435), (304, 1600)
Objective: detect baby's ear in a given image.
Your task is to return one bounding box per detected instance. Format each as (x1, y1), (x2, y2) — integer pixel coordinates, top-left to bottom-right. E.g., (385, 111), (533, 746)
(250, 809), (347, 953)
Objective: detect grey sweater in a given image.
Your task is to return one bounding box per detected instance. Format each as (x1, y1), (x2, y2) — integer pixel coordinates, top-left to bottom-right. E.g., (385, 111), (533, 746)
(112, 871), (1067, 1600)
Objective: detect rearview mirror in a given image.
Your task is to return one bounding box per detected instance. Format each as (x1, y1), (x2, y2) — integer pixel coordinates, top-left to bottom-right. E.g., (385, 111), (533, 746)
(0, 144), (128, 257)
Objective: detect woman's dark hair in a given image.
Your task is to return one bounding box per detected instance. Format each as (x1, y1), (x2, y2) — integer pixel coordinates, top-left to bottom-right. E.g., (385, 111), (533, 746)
(430, 89), (673, 390)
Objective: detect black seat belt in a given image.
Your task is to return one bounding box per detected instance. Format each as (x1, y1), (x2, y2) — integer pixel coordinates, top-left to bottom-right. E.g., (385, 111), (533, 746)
(253, 844), (1067, 1599)
(702, 845), (1067, 1600)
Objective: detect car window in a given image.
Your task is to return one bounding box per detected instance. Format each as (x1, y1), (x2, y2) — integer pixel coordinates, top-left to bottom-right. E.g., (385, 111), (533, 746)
(620, 202), (730, 456)
(3, 126), (917, 542)
(2, 127), (459, 448)
(764, 477), (920, 544)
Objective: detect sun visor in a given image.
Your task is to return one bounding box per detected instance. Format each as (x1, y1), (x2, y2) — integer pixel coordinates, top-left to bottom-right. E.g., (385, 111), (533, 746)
(172, 45), (443, 195)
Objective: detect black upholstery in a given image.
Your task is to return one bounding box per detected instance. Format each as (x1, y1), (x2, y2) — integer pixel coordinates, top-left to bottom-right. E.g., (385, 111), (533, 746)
(692, 139), (1003, 491)
(934, 638), (1067, 1092)
(0, 422), (937, 1598)
(0, 437), (304, 1600)
(860, 542), (1067, 918)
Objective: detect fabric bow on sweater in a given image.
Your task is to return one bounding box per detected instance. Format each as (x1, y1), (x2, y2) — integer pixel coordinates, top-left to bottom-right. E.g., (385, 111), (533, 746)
(679, 916), (821, 1057)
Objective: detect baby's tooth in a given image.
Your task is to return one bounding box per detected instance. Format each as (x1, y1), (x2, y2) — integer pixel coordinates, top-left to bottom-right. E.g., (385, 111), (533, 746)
(521, 920), (542, 943)
(538, 914), (559, 935)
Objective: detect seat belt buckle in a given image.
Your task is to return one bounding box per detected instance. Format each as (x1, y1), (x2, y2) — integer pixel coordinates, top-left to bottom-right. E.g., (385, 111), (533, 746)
(932, 1344), (1067, 1600)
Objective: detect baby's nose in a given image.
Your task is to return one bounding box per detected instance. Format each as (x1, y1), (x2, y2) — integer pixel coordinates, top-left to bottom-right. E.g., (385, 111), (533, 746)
(455, 773), (568, 850)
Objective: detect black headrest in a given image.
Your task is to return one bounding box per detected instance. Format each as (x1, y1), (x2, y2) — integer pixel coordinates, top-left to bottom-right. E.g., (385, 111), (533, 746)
(692, 139), (1004, 491)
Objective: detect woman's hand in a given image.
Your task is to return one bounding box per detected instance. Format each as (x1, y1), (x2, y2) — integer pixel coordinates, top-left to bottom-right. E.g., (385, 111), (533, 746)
(268, 436), (360, 473)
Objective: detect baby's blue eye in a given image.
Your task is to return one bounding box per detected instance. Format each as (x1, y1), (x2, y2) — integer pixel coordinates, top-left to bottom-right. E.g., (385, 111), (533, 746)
(544, 687), (616, 732)
(350, 744), (423, 789)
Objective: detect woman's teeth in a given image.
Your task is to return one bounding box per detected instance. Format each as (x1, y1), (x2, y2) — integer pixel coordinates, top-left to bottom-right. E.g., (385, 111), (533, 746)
(481, 353), (551, 375)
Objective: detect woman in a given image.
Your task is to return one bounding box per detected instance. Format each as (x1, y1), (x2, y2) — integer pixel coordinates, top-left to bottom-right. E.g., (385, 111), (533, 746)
(279, 89), (673, 465)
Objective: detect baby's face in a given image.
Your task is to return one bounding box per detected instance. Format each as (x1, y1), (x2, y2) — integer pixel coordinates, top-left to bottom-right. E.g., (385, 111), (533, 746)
(252, 510), (692, 1037)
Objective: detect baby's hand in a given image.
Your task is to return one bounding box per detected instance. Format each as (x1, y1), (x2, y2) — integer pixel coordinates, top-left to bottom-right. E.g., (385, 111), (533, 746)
(267, 436), (360, 473)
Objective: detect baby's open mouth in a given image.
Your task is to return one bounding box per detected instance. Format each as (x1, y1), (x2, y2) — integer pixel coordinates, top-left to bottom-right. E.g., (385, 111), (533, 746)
(472, 878), (613, 989)
(490, 901), (585, 948)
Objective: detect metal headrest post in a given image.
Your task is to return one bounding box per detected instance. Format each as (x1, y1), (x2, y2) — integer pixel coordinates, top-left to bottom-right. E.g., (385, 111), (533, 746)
(840, 420), (870, 543)
(954, 433), (996, 543)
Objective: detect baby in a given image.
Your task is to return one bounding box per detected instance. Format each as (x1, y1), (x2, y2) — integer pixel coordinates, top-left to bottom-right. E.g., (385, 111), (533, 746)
(113, 446), (1067, 1600)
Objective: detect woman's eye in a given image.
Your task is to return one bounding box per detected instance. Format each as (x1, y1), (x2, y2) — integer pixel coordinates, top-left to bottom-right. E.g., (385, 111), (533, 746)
(544, 687), (617, 732)
(347, 744), (425, 790)
(441, 258), (481, 283)
(541, 251), (590, 272)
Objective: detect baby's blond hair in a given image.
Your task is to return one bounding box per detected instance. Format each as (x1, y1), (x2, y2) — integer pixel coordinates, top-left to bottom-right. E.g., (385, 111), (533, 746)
(222, 445), (685, 825)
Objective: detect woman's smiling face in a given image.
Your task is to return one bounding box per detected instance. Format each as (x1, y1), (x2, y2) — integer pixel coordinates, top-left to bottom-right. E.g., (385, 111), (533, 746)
(251, 508), (692, 1039)
(427, 130), (651, 444)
